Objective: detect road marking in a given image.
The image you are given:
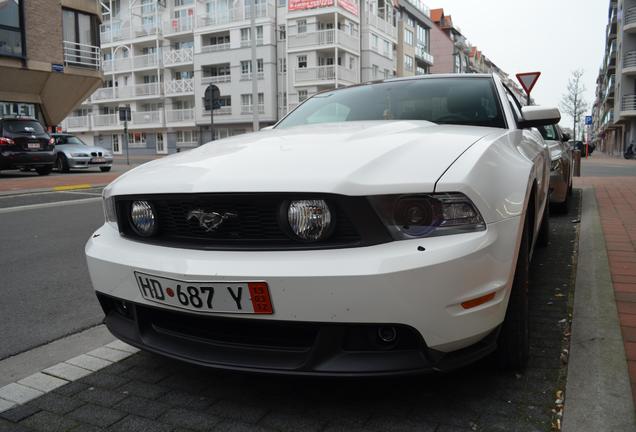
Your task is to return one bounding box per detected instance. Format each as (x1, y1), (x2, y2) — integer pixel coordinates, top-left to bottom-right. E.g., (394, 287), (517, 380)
(0, 197), (101, 214)
(52, 184), (93, 191)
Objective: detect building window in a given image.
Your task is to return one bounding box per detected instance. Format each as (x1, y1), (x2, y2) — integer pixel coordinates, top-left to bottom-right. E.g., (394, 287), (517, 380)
(297, 19), (307, 33)
(279, 24), (286, 40)
(406, 15), (414, 28)
(174, 0), (194, 6)
(127, 132), (147, 148)
(278, 58), (287, 73)
(404, 29), (413, 46)
(404, 55), (413, 72)
(257, 58), (263, 72)
(297, 55), (307, 68)
(240, 27), (250, 42)
(372, 64), (379, 79)
(454, 54), (461, 73)
(416, 66), (427, 75)
(240, 60), (250, 74)
(298, 90), (308, 102)
(241, 93), (264, 106)
(63, 8), (100, 67)
(176, 130), (199, 145)
(278, 0), (287, 6)
(0, 0), (24, 57)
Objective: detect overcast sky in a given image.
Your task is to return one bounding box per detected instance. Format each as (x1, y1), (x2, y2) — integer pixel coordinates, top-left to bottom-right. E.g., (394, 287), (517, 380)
(426, 0), (608, 129)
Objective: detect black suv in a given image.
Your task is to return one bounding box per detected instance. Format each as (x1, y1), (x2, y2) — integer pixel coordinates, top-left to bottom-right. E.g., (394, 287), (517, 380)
(0, 116), (55, 175)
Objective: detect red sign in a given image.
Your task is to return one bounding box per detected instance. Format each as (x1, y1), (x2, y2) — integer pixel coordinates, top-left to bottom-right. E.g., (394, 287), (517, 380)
(288, 0), (333, 11)
(516, 72), (541, 96)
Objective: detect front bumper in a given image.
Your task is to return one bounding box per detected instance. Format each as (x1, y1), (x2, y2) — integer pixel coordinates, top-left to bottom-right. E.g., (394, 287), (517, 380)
(67, 156), (113, 169)
(86, 216), (522, 374)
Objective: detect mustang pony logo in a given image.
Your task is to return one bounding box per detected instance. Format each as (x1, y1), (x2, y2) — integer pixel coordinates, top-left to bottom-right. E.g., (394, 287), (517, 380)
(187, 209), (237, 232)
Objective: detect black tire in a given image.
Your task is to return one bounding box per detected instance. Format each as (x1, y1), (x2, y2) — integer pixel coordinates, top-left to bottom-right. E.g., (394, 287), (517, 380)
(496, 219), (530, 370)
(35, 166), (52, 176)
(536, 200), (550, 248)
(56, 154), (70, 173)
(100, 166), (112, 172)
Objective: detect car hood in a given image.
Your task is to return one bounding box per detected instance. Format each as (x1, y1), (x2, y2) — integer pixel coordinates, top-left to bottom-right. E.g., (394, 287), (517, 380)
(109, 121), (501, 196)
(57, 144), (110, 154)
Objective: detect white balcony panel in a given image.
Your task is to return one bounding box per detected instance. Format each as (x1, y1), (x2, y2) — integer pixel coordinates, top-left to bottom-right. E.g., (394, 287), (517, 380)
(92, 87), (116, 101)
(240, 104), (265, 115)
(133, 54), (161, 69)
(165, 79), (194, 95)
(199, 43), (230, 54)
(132, 111), (163, 125)
(164, 17), (193, 35)
(93, 114), (119, 127)
(63, 41), (101, 70)
(164, 48), (193, 65)
(67, 116), (90, 130)
(166, 109), (195, 123)
(201, 75), (231, 85)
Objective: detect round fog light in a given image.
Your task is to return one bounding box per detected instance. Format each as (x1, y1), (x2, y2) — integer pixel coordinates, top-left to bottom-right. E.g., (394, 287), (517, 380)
(377, 326), (397, 344)
(287, 199), (332, 241)
(130, 200), (157, 237)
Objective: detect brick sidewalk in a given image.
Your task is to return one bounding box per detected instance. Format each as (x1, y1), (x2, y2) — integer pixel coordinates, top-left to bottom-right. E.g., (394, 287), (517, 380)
(574, 175), (636, 402)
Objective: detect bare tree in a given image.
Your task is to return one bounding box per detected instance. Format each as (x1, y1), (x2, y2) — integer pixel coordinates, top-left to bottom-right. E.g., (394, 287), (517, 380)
(560, 70), (590, 141)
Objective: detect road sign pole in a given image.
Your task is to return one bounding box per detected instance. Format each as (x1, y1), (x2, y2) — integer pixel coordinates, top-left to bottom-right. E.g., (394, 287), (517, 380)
(124, 119), (129, 166)
(516, 72), (542, 107)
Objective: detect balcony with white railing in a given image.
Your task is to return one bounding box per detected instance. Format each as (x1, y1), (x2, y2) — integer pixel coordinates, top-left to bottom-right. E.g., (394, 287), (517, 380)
(415, 45), (434, 66)
(165, 79), (194, 96)
(92, 87), (116, 101)
(63, 41), (101, 70)
(240, 72), (264, 81)
(622, 95), (636, 113)
(288, 29), (361, 51)
(626, 7), (636, 31)
(102, 57), (132, 73)
(166, 108), (195, 123)
(163, 17), (194, 35)
(197, 3), (273, 28)
(624, 51), (636, 74)
(131, 110), (163, 125)
(93, 113), (119, 128)
(202, 106), (232, 116)
(294, 66), (357, 84)
(164, 48), (193, 66)
(240, 38), (264, 48)
(240, 104), (265, 115)
(66, 116), (90, 131)
(199, 42), (231, 54)
(100, 20), (129, 43)
(133, 54), (161, 69)
(201, 75), (231, 85)
(366, 13), (397, 39)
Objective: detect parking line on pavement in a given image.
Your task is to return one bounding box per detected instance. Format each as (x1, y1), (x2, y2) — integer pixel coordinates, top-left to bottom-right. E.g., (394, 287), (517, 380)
(0, 340), (139, 413)
(52, 184), (93, 191)
(0, 197), (101, 214)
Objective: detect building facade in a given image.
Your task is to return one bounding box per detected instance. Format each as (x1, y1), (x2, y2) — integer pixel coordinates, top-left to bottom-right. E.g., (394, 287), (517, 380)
(0, 0), (103, 127)
(394, 0), (434, 77)
(63, 0), (400, 154)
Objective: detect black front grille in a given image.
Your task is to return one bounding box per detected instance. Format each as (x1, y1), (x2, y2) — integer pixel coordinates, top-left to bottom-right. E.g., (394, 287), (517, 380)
(116, 193), (391, 250)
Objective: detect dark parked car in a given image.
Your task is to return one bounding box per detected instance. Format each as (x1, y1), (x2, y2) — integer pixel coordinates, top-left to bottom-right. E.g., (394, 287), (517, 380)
(0, 116), (55, 175)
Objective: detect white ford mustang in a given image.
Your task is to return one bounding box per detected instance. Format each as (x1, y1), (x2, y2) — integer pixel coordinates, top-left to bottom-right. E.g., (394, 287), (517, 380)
(86, 74), (559, 375)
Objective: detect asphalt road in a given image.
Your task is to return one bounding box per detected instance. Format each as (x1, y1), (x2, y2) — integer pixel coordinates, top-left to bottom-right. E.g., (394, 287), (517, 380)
(0, 189), (106, 360)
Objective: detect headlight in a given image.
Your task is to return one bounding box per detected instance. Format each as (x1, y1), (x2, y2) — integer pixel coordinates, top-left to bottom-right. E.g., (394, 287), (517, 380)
(130, 201), (157, 237)
(71, 152), (90, 157)
(287, 199), (333, 241)
(369, 193), (486, 239)
(551, 159), (562, 171)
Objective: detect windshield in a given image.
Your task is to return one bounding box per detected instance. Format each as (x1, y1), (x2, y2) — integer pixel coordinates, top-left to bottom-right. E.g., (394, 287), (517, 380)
(54, 135), (86, 145)
(3, 120), (46, 134)
(277, 77), (506, 129)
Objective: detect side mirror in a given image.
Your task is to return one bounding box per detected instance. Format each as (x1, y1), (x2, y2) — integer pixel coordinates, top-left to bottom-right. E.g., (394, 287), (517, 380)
(561, 133), (571, 142)
(518, 106), (561, 129)
(260, 125), (274, 131)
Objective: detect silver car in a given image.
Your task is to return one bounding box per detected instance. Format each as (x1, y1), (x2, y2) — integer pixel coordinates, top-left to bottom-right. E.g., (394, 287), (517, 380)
(538, 125), (573, 213)
(51, 134), (113, 173)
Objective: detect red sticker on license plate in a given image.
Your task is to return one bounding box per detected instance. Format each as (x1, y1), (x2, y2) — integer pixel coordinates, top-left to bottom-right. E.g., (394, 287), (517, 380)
(248, 282), (273, 314)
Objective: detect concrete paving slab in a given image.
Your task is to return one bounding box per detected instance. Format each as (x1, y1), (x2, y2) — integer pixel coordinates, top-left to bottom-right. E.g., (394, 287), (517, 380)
(66, 354), (112, 372)
(563, 188), (636, 432)
(86, 347), (133, 363)
(105, 340), (140, 354)
(0, 383), (44, 404)
(0, 398), (17, 413)
(17, 373), (68, 393)
(43, 363), (92, 382)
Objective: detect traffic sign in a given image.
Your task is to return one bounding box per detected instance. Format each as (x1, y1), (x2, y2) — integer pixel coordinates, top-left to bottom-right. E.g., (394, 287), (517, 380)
(585, 116), (593, 125)
(516, 72), (542, 96)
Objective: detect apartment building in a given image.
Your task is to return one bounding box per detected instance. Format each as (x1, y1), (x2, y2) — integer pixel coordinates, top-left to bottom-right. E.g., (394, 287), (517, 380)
(0, 0), (103, 127)
(593, 0), (621, 155)
(394, 0), (434, 77)
(63, 0), (398, 155)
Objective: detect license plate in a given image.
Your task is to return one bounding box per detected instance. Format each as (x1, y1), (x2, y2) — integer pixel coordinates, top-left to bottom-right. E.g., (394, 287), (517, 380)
(134, 271), (273, 314)
(91, 157), (106, 164)
(27, 143), (40, 149)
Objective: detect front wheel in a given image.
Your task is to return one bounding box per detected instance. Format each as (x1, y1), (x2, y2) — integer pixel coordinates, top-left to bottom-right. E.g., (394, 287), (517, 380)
(56, 155), (70, 173)
(36, 166), (52, 176)
(100, 166), (112, 172)
(495, 219), (530, 370)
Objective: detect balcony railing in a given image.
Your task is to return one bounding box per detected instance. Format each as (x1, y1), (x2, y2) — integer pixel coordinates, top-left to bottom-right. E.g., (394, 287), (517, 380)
(165, 79), (194, 95)
(166, 108), (195, 123)
(624, 51), (636, 69)
(240, 38), (264, 48)
(133, 53), (161, 69)
(202, 106), (232, 116)
(92, 87), (116, 101)
(197, 3), (272, 27)
(287, 29), (359, 51)
(63, 41), (101, 70)
(240, 104), (265, 115)
(132, 110), (163, 125)
(200, 43), (231, 54)
(163, 48), (193, 65)
(202, 75), (231, 84)
(366, 13), (397, 38)
(164, 17), (193, 35)
(92, 82), (161, 100)
(622, 95), (636, 111)
(93, 113), (119, 127)
(415, 46), (434, 65)
(102, 57), (132, 73)
(240, 72), (264, 81)
(626, 7), (636, 26)
(66, 116), (90, 130)
(294, 66), (357, 84)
